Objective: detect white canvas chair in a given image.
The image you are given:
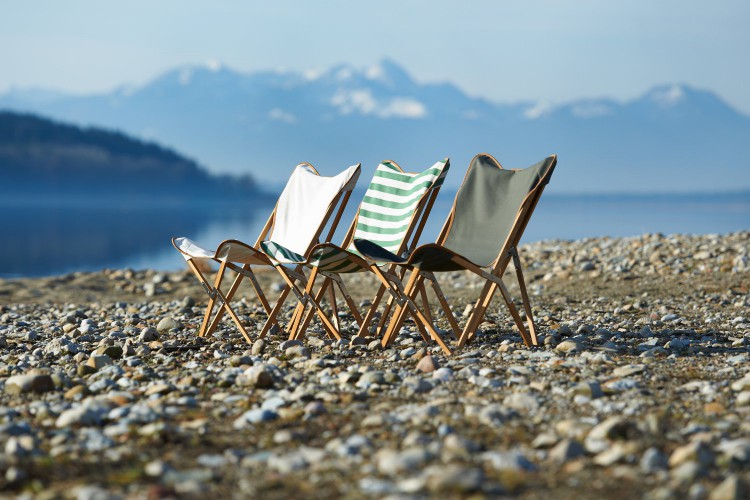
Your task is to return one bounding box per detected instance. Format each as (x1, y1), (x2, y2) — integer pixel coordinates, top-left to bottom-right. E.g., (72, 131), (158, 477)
(172, 162), (360, 343)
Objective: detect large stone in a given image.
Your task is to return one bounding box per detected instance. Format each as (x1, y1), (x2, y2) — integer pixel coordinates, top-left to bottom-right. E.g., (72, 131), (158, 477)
(503, 392), (541, 412)
(709, 475), (748, 500)
(251, 339), (266, 356)
(5, 373), (55, 394)
(669, 441), (714, 468)
(139, 327), (159, 342)
(416, 355), (439, 373)
(425, 465), (484, 494)
(237, 364), (274, 389)
(555, 340), (582, 353)
(376, 447), (431, 476)
(87, 353), (113, 370)
(549, 439), (586, 463)
(157, 317), (182, 333)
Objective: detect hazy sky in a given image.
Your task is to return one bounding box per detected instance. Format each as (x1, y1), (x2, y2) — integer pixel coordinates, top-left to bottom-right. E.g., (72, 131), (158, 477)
(1, 1), (748, 113)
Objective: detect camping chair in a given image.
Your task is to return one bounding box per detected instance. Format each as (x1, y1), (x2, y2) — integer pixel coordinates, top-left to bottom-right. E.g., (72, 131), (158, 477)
(356, 153), (557, 350)
(171, 162), (361, 343)
(259, 159), (450, 346)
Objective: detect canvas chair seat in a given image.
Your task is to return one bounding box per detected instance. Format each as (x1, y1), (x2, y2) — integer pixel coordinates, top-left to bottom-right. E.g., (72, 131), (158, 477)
(174, 237), (273, 266)
(172, 162), (361, 343)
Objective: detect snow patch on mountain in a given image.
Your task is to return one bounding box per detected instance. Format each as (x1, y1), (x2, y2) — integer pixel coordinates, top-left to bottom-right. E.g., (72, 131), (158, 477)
(331, 89), (426, 119)
(524, 101), (554, 119)
(649, 84), (686, 107)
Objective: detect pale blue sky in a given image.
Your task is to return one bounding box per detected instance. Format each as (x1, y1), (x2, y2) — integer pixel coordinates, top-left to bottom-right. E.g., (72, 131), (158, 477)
(1, 0), (748, 113)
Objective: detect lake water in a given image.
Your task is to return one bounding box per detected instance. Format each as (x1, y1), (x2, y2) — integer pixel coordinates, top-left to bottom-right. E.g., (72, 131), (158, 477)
(1, 192), (748, 278)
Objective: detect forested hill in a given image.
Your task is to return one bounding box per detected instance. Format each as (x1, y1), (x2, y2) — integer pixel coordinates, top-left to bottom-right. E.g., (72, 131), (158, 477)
(0, 111), (263, 201)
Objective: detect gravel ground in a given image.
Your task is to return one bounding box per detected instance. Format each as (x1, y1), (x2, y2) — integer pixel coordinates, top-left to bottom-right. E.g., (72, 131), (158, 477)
(0, 232), (748, 499)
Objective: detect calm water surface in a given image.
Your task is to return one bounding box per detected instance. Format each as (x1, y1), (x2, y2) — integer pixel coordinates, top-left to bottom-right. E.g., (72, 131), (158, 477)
(1, 192), (748, 278)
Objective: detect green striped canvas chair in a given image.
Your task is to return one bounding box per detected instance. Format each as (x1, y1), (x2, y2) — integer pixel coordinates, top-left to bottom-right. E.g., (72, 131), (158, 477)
(367, 153), (557, 351)
(171, 162), (360, 343)
(259, 159), (450, 345)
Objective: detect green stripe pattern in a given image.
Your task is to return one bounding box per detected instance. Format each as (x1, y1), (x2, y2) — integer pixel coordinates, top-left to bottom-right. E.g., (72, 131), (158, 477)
(260, 240), (305, 264)
(308, 159), (449, 273)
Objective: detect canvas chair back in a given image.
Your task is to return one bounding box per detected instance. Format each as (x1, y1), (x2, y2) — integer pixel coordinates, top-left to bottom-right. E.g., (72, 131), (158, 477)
(439, 154), (556, 267)
(269, 163), (360, 256)
(346, 159), (449, 257)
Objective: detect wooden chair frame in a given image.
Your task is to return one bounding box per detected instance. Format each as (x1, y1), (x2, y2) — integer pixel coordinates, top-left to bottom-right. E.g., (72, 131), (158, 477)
(173, 163), (358, 343)
(379, 154), (557, 351)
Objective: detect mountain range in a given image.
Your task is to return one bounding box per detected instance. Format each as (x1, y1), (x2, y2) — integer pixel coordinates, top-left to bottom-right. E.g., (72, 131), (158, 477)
(1, 59), (748, 193)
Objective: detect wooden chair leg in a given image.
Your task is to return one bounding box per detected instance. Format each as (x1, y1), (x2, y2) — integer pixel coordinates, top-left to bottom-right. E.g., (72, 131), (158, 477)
(457, 280), (496, 348)
(205, 264), (252, 338)
(327, 280), (340, 332)
(187, 259), (253, 343)
(246, 266), (272, 314)
(425, 273), (462, 340)
(287, 267), (319, 338)
(197, 259), (226, 337)
(418, 281), (432, 325)
(259, 285), (292, 338)
(357, 283), (386, 337)
(494, 278), (533, 347)
(292, 275), (330, 340)
(332, 276), (363, 326)
(275, 268), (341, 341)
(380, 270), (420, 348)
(511, 248), (539, 346)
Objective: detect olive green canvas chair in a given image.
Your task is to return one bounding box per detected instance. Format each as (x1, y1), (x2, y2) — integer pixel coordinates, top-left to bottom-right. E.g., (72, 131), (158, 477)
(171, 162), (361, 343)
(259, 159), (450, 347)
(357, 153), (557, 350)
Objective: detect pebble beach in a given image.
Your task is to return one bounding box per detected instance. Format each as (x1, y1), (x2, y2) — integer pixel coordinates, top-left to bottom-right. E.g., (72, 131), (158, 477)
(0, 231), (749, 499)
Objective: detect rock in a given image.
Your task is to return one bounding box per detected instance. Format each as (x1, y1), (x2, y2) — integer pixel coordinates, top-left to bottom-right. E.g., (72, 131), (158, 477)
(416, 355), (439, 373)
(357, 371), (386, 387)
(482, 450), (537, 471)
(556, 340), (582, 353)
(157, 317), (182, 333)
(87, 353), (113, 370)
(304, 401), (326, 417)
(549, 439), (586, 463)
(569, 381), (603, 399)
(367, 340), (382, 351)
(233, 408), (279, 428)
(709, 475), (748, 500)
(5, 435), (37, 457)
(640, 447), (668, 473)
(425, 465), (484, 494)
(252, 339), (266, 355)
(585, 417), (638, 453)
(669, 441), (714, 468)
(64, 385), (90, 400)
(503, 392), (540, 412)
(279, 339), (303, 351)
(139, 327), (158, 342)
(376, 447), (431, 476)
(95, 345), (123, 359)
(5, 373), (54, 394)
(55, 407), (103, 428)
(285, 345), (311, 359)
(237, 364), (274, 389)
(349, 336), (368, 347)
(716, 438), (750, 464)
(432, 367), (454, 382)
(670, 461), (705, 483)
